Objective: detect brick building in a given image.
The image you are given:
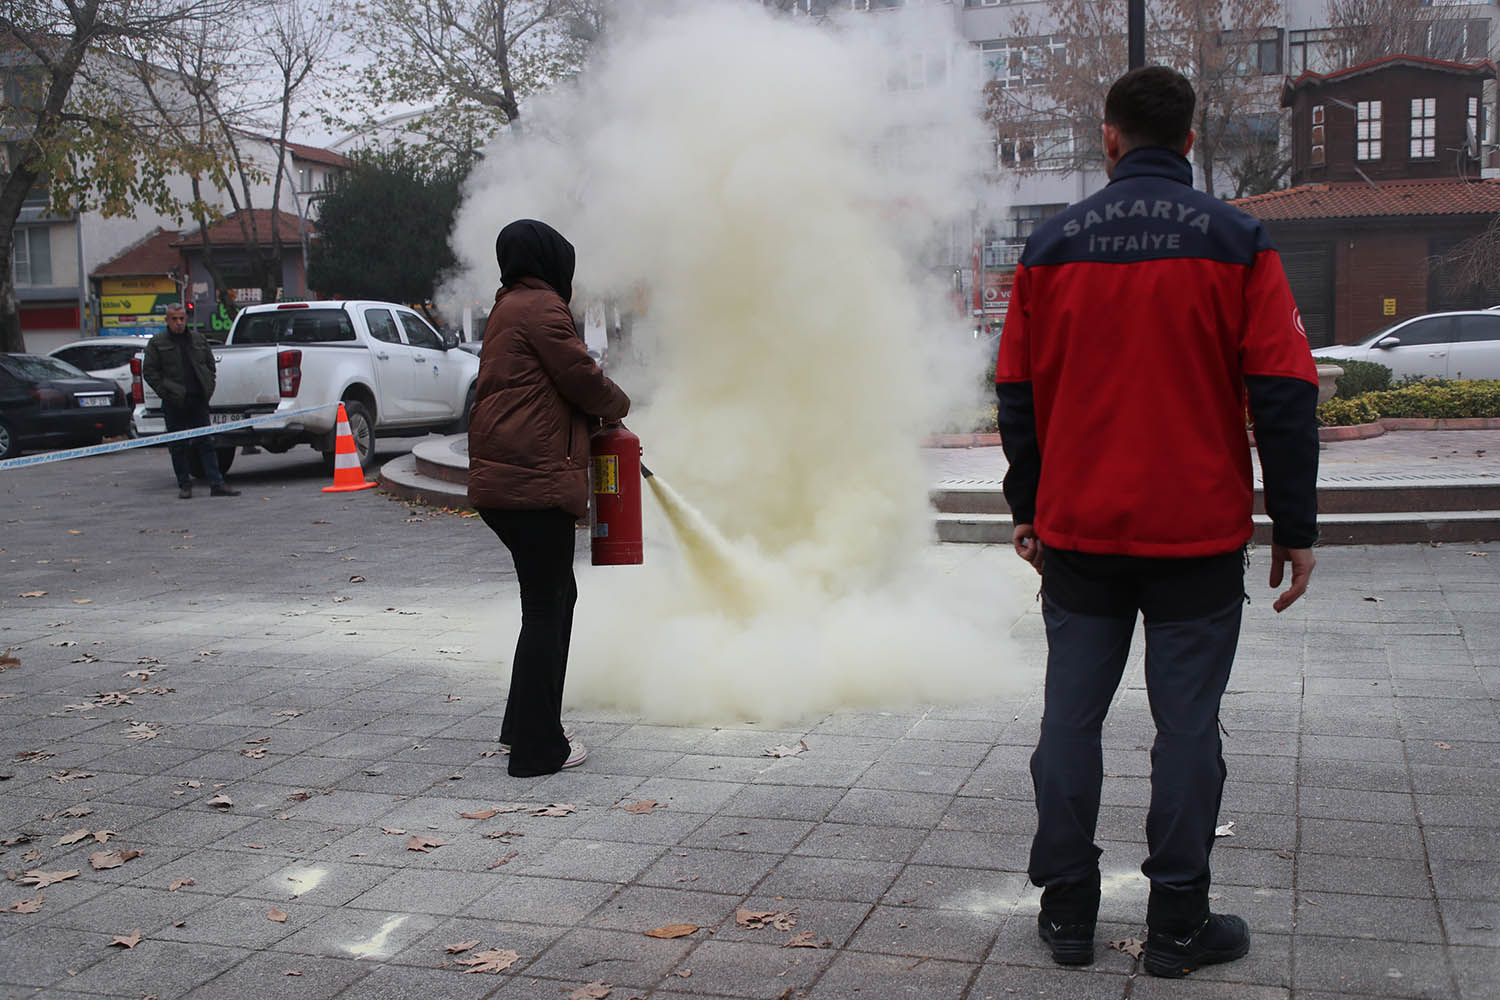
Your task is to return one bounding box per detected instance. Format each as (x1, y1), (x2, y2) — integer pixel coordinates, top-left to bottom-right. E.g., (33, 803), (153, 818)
(1233, 56), (1500, 348)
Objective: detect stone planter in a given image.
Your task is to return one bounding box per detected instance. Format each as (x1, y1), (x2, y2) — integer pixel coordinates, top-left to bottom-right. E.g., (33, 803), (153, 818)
(1315, 363), (1343, 406)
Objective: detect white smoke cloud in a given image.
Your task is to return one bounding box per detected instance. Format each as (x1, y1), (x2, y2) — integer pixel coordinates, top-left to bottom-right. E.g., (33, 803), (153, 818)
(449, 1), (1029, 726)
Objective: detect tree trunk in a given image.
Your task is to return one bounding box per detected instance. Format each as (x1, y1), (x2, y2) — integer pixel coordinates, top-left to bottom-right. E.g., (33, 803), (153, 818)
(0, 182), (34, 353)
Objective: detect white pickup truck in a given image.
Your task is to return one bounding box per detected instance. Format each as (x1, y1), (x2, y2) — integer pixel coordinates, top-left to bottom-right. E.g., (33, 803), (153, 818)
(133, 300), (480, 474)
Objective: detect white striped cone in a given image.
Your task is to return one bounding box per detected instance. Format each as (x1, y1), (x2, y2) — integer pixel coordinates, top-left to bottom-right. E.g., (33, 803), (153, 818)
(322, 403), (377, 492)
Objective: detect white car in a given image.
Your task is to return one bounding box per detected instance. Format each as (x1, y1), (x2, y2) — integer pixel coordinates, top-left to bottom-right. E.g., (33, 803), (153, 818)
(48, 336), (152, 396)
(1312, 310), (1500, 382)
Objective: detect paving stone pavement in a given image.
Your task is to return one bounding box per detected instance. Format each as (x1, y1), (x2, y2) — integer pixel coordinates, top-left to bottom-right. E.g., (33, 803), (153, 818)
(2, 446), (1498, 999)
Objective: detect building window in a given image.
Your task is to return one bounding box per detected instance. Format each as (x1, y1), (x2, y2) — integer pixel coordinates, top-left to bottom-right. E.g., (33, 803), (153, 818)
(1356, 100), (1382, 161)
(1311, 103), (1326, 167)
(1410, 97), (1436, 159)
(997, 127), (1073, 171)
(1288, 28), (1337, 76)
(1468, 95), (1489, 155)
(10, 227), (51, 287)
(979, 36), (1066, 90)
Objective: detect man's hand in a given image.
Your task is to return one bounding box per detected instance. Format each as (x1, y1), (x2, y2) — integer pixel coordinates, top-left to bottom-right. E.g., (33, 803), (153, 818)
(1269, 544), (1315, 613)
(1012, 523), (1044, 575)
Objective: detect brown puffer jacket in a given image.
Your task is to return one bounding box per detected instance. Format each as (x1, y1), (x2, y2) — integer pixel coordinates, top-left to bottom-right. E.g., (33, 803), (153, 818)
(467, 277), (630, 518)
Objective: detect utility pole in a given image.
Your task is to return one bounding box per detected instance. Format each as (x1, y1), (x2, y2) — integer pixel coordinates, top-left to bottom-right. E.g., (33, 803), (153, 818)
(1128, 0), (1145, 69)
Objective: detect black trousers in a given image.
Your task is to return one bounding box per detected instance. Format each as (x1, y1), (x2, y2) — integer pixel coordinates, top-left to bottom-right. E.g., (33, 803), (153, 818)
(479, 507), (577, 778)
(1028, 547), (1244, 930)
(161, 396), (222, 487)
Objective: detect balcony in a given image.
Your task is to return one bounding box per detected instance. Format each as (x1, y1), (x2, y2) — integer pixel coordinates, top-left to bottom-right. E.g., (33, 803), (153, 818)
(983, 242), (1025, 269)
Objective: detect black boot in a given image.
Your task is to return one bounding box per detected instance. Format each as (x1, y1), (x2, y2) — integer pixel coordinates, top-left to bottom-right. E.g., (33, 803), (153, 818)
(1036, 871), (1100, 966)
(1144, 912), (1250, 977)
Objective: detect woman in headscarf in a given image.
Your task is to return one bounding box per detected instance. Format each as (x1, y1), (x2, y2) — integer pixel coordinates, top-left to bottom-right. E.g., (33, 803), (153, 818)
(468, 219), (631, 777)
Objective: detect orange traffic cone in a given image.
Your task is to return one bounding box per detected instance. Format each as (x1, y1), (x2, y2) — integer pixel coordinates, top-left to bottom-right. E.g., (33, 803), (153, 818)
(322, 403), (378, 493)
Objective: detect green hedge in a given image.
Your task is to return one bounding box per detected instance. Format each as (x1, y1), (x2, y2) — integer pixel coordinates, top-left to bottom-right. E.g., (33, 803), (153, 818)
(1317, 379), (1500, 425)
(1311, 357), (1392, 398)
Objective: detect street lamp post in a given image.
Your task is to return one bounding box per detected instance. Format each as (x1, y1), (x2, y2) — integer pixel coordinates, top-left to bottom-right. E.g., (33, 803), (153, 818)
(1129, 0), (1145, 69)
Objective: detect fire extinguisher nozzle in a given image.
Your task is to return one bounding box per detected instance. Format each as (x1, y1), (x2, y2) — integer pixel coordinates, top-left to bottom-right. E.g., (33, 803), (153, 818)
(640, 462), (654, 479)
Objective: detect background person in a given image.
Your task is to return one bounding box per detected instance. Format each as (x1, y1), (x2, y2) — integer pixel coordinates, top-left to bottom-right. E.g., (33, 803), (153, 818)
(468, 219), (630, 778)
(141, 304), (239, 499)
(994, 66), (1318, 978)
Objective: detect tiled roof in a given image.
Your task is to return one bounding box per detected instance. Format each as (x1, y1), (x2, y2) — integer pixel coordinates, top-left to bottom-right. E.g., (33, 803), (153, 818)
(1231, 178), (1500, 221)
(1282, 55), (1496, 103)
(91, 227), (183, 277)
(281, 140), (351, 169)
(173, 210), (313, 247)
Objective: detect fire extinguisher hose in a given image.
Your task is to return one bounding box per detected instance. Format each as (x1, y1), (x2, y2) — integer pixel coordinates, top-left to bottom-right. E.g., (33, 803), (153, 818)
(639, 462), (654, 479)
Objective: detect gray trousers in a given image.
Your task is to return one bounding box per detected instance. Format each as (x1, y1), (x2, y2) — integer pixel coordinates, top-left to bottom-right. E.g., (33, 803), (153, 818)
(1028, 547), (1243, 927)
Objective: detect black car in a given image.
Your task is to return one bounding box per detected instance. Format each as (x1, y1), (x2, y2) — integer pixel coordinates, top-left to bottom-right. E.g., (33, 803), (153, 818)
(0, 353), (133, 460)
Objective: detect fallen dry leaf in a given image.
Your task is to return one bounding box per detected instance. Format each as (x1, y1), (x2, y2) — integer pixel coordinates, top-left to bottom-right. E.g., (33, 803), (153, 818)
(486, 852), (518, 869)
(109, 929), (141, 949)
(50, 770), (95, 783)
(445, 939), (481, 954)
(245, 736), (271, 745)
(274, 710), (303, 718)
(1436, 742), (1454, 750)
(460, 808), (499, 820)
(1214, 822), (1235, 838)
(783, 931), (827, 949)
(644, 924), (698, 939)
(762, 740), (809, 759)
(528, 803), (576, 817)
(20, 869), (79, 888)
(123, 723), (159, 741)
(91, 830), (116, 844)
(14, 750), (54, 763)
(267, 907), (288, 923)
(406, 835), (447, 853)
(89, 849), (142, 871)
(54, 829), (90, 847)
(239, 748), (266, 759)
(72, 599), (92, 605)
(207, 794), (233, 810)
(348, 575), (365, 584)
(457, 948), (521, 974)
(736, 908), (797, 931)
(6, 892), (43, 914)
(285, 970), (301, 976)
(1109, 936), (1145, 959)
(18, 591), (45, 598)
(619, 800), (658, 815)
(168, 879), (194, 891)
(568, 981), (611, 999)
(380, 827), (406, 836)
(60, 806), (93, 818)
(0, 650), (19, 670)
(22, 848), (42, 863)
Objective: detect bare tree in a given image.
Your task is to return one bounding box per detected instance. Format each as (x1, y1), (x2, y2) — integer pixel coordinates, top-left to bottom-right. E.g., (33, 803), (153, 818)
(985, 0), (1284, 198)
(121, 0), (335, 305)
(334, 0), (607, 161)
(0, 0), (244, 351)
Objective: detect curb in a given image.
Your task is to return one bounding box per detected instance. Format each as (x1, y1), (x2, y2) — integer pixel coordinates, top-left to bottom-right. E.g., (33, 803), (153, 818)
(930, 421), (1500, 448)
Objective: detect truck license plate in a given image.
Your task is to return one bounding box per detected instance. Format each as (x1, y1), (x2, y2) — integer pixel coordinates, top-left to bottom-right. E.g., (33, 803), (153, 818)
(210, 412), (245, 425)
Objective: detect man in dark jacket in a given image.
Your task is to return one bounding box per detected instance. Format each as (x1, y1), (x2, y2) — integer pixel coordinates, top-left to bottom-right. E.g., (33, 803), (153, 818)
(994, 67), (1318, 978)
(142, 304), (239, 499)
(469, 219), (630, 778)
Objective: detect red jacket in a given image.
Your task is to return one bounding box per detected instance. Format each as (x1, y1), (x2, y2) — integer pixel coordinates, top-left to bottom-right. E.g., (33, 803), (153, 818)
(994, 147), (1319, 558)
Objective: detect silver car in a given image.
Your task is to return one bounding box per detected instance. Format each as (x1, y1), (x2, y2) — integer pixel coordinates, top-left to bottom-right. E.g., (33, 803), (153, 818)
(1314, 311), (1500, 381)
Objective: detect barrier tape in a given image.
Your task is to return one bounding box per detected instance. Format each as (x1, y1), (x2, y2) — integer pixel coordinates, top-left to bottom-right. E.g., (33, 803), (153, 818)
(0, 402), (339, 472)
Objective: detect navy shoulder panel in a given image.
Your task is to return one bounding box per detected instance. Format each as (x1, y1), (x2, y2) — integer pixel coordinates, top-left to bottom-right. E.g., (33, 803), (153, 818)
(1022, 176), (1268, 269)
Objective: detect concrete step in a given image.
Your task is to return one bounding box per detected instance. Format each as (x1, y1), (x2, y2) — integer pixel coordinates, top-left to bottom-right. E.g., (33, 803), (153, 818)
(935, 511), (1500, 546)
(932, 478), (1500, 516)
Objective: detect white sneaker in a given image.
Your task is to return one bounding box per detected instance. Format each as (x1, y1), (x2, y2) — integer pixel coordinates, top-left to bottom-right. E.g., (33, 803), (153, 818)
(499, 727), (574, 751)
(561, 739), (587, 769)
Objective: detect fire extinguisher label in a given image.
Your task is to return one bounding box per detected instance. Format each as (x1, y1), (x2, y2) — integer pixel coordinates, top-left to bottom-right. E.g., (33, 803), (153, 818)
(593, 454), (620, 494)
(593, 522), (609, 538)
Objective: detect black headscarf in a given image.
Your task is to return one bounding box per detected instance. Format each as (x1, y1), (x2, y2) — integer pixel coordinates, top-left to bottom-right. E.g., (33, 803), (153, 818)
(495, 219), (575, 305)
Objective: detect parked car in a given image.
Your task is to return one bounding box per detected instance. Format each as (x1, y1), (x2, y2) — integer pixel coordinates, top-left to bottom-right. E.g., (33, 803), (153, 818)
(1313, 310), (1500, 382)
(49, 336), (152, 435)
(132, 300), (480, 472)
(47, 336), (152, 395)
(0, 353), (132, 461)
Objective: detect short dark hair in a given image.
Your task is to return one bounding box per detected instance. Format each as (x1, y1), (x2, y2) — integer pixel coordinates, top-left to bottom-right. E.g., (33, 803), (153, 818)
(1104, 66), (1196, 151)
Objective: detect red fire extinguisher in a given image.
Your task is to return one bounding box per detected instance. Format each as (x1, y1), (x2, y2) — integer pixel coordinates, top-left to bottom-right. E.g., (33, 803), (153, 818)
(591, 424), (644, 565)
